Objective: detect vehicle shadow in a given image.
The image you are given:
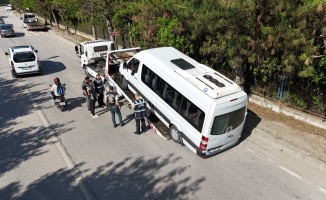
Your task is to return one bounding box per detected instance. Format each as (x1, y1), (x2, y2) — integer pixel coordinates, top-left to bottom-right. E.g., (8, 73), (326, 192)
(239, 109), (262, 143)
(40, 60), (66, 75)
(14, 32), (25, 37)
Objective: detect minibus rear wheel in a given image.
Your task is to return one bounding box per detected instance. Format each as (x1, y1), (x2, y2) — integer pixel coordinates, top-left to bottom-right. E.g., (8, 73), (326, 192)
(170, 125), (181, 143)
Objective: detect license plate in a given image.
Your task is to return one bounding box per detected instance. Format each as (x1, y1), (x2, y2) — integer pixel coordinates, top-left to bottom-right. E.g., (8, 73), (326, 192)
(22, 67), (31, 70)
(60, 102), (65, 105)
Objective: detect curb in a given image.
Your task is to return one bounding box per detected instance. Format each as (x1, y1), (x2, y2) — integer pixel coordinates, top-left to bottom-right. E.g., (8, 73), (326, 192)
(249, 94), (326, 130)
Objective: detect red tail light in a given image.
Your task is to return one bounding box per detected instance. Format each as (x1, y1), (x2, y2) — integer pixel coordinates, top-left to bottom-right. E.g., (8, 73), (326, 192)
(199, 136), (209, 150)
(11, 61), (14, 67)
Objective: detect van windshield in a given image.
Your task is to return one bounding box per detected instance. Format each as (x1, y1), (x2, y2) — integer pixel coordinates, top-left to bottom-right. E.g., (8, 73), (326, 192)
(210, 106), (246, 135)
(13, 52), (36, 63)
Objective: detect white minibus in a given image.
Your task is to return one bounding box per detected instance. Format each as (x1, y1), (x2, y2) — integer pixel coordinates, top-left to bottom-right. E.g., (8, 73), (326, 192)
(120, 47), (248, 157)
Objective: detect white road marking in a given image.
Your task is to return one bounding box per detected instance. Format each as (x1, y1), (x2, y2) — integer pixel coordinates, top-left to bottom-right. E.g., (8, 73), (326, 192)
(279, 165), (326, 195)
(16, 80), (96, 200)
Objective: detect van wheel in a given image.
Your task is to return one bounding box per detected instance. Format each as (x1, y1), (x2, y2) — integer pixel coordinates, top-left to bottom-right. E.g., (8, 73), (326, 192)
(170, 125), (181, 143)
(11, 69), (17, 78)
(121, 76), (128, 89)
(38, 67), (43, 75)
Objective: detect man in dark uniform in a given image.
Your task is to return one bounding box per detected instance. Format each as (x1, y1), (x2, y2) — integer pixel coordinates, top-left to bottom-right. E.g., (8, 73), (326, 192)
(133, 93), (147, 135)
(93, 74), (105, 107)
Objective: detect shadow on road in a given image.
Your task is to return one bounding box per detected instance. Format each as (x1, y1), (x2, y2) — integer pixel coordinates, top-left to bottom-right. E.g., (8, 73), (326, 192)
(0, 155), (205, 200)
(64, 96), (85, 111)
(0, 75), (74, 174)
(40, 60), (66, 75)
(239, 109), (262, 143)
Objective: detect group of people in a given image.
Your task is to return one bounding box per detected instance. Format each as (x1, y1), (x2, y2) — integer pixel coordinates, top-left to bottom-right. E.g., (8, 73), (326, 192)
(80, 74), (147, 134)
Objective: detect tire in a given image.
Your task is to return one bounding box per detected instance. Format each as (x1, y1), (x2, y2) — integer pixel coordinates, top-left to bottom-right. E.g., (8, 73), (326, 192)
(121, 76), (128, 89)
(170, 125), (181, 143)
(38, 67), (43, 75)
(11, 69), (17, 78)
(60, 105), (65, 111)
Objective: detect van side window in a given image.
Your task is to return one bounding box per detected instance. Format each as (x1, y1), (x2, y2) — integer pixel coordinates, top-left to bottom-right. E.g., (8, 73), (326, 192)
(139, 64), (205, 132)
(129, 58), (140, 76)
(141, 65), (153, 86)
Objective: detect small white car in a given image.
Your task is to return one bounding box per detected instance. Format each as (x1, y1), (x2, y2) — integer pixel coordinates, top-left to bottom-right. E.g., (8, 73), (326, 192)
(6, 4), (12, 11)
(5, 45), (42, 78)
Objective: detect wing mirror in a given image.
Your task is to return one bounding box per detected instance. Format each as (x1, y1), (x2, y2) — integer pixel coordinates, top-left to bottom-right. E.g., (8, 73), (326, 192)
(5, 52), (9, 56)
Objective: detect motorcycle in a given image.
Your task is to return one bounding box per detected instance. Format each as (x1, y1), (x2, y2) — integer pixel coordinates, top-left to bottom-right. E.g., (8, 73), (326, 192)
(54, 95), (66, 111)
(50, 83), (66, 111)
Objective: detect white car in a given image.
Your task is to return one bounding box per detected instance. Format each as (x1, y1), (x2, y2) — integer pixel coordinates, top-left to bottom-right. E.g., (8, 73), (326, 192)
(5, 45), (42, 78)
(6, 4), (12, 11)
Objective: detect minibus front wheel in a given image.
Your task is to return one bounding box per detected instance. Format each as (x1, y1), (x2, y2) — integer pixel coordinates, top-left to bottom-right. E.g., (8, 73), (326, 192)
(170, 125), (181, 143)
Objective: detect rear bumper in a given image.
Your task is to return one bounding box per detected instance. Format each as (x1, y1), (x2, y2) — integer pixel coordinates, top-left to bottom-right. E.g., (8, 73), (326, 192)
(1, 33), (15, 37)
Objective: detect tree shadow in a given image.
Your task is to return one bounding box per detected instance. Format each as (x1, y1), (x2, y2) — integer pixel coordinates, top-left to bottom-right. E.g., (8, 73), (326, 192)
(0, 76), (74, 174)
(1, 155), (205, 200)
(239, 109), (261, 143)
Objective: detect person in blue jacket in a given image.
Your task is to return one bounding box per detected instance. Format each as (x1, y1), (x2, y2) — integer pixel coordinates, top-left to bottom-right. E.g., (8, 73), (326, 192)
(133, 93), (147, 135)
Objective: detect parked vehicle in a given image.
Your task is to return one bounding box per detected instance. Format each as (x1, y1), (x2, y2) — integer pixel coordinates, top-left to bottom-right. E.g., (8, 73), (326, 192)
(20, 13), (46, 31)
(80, 46), (248, 158)
(21, 13), (38, 24)
(6, 4), (12, 11)
(0, 24), (15, 38)
(74, 39), (115, 70)
(5, 45), (42, 78)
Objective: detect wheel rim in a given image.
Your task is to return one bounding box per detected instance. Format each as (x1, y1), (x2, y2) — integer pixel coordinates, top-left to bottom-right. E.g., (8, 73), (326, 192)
(171, 128), (179, 141)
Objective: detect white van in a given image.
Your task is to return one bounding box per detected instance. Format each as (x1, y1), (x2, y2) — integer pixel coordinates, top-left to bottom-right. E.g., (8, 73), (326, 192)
(5, 45), (42, 78)
(120, 47), (248, 157)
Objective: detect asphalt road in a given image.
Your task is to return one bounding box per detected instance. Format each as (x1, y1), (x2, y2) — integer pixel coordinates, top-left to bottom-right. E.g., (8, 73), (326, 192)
(0, 7), (325, 200)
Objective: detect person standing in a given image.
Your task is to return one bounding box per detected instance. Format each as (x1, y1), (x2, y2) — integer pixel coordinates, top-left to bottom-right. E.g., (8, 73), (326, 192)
(82, 77), (90, 111)
(93, 74), (105, 107)
(133, 93), (147, 135)
(86, 80), (98, 118)
(106, 86), (124, 127)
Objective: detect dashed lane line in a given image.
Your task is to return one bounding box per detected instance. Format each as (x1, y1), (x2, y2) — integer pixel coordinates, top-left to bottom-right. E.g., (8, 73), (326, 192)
(16, 80), (97, 200)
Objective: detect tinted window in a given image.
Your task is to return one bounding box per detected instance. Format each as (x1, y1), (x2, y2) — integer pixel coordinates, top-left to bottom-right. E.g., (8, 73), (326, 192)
(93, 45), (108, 52)
(1, 25), (13, 30)
(171, 58), (195, 70)
(13, 52), (36, 63)
(141, 65), (205, 132)
(210, 106), (246, 135)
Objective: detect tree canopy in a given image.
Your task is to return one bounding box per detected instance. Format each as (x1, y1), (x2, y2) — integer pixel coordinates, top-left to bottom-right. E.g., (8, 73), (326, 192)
(10, 0), (326, 116)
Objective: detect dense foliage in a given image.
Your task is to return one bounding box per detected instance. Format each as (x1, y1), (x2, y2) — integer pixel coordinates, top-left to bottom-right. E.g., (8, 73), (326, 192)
(10, 0), (326, 116)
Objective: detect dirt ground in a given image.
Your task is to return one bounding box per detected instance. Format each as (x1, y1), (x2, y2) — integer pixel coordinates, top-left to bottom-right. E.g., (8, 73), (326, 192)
(49, 26), (326, 163)
(248, 102), (326, 162)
